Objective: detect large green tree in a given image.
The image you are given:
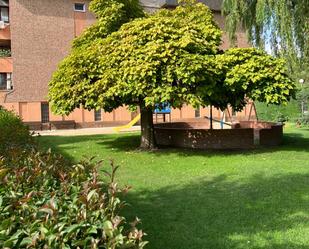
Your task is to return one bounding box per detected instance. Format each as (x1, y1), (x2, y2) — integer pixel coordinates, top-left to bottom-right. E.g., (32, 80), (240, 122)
(49, 0), (295, 149)
(223, 0), (309, 65)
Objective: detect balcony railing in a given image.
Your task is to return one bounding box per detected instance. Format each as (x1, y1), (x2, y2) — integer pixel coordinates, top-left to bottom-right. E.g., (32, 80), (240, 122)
(0, 56), (12, 73)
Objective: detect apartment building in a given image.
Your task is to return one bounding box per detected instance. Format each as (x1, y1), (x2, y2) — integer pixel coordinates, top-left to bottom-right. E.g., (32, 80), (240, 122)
(0, 0), (255, 129)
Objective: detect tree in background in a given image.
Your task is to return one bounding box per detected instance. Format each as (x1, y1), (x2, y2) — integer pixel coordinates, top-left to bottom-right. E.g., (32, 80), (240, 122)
(223, 0), (308, 122)
(296, 66), (309, 124)
(49, 0), (295, 149)
(223, 0), (309, 65)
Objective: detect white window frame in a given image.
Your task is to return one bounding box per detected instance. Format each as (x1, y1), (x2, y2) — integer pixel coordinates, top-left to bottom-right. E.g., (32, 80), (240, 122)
(0, 72), (12, 90)
(74, 3), (86, 12)
(6, 72), (12, 90)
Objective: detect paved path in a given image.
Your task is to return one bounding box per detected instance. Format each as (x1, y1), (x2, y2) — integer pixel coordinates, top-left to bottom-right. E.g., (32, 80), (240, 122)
(34, 121), (230, 137)
(35, 126), (141, 136)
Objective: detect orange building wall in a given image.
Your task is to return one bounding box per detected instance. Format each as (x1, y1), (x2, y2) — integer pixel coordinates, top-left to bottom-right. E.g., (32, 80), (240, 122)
(1, 102), (19, 114)
(69, 108), (84, 123)
(103, 111), (115, 122)
(74, 10), (87, 36)
(114, 106), (132, 121)
(0, 58), (13, 72)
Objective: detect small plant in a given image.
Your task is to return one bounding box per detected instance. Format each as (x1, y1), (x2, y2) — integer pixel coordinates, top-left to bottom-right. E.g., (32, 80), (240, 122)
(0, 48), (11, 57)
(276, 113), (288, 123)
(0, 150), (147, 248)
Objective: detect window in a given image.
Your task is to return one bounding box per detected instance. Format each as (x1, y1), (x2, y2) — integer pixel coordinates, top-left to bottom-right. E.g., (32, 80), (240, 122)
(0, 73), (12, 90)
(232, 108), (237, 117)
(0, 0), (9, 6)
(6, 72), (11, 89)
(0, 0), (9, 23)
(74, 3), (85, 12)
(0, 73), (6, 90)
(94, 109), (102, 121)
(41, 103), (50, 123)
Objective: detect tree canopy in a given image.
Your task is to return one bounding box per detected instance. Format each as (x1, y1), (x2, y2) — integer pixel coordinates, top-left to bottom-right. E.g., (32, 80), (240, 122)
(223, 0), (309, 66)
(49, 0), (296, 148)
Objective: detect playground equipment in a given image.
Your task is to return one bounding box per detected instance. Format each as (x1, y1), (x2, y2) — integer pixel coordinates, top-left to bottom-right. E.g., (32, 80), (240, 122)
(113, 103), (171, 133)
(207, 101), (258, 129)
(113, 114), (141, 133)
(154, 103), (171, 123)
(113, 101), (258, 133)
(204, 115), (232, 129)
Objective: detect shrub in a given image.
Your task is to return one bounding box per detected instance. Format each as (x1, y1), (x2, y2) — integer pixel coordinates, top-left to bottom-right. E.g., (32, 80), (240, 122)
(255, 101), (299, 122)
(296, 112), (309, 126)
(0, 107), (34, 159)
(0, 150), (147, 249)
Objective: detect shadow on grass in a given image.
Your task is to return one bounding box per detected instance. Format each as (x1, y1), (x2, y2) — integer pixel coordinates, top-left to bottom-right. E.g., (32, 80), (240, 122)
(124, 173), (309, 249)
(38, 129), (309, 161)
(36, 131), (309, 249)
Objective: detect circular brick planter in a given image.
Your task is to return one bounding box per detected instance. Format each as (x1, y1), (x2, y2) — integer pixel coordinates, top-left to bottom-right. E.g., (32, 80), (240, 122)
(154, 121), (283, 149)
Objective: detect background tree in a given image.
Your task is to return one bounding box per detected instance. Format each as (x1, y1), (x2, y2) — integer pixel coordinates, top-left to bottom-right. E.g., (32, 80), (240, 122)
(49, 1), (295, 149)
(222, 0), (309, 66)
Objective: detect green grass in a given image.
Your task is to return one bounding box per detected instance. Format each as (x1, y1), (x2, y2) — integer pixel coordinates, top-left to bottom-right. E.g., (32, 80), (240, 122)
(38, 125), (309, 249)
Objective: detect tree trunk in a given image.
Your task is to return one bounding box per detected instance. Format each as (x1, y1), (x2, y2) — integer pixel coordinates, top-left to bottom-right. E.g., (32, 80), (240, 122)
(140, 106), (156, 149)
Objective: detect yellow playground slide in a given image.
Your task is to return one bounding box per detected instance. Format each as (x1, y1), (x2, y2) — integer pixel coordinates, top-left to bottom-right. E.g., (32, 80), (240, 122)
(113, 114), (141, 133)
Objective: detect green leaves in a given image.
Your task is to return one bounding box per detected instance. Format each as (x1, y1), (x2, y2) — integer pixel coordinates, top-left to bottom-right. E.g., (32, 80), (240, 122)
(0, 108), (35, 163)
(217, 48), (296, 109)
(49, 0), (296, 117)
(49, 1), (222, 114)
(0, 150), (146, 248)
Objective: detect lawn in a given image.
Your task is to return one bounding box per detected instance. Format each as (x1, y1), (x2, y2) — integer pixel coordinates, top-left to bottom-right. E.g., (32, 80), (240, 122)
(38, 125), (309, 249)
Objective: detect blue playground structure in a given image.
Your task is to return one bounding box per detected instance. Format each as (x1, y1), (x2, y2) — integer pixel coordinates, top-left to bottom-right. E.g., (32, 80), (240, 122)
(154, 103), (171, 123)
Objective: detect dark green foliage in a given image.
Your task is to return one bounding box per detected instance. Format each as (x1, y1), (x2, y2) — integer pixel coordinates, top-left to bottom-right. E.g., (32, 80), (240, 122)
(0, 48), (11, 57)
(0, 150), (146, 249)
(296, 113), (309, 125)
(256, 78), (308, 124)
(0, 107), (34, 159)
(296, 82), (309, 124)
(0, 108), (146, 247)
(255, 100), (299, 122)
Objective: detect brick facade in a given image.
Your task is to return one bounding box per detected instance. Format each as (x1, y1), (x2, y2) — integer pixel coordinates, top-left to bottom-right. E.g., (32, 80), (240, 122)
(154, 123), (255, 149)
(7, 0), (93, 102)
(235, 121), (284, 146)
(154, 121), (283, 149)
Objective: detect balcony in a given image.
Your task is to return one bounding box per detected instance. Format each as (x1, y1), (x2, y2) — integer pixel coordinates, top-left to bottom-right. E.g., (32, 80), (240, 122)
(0, 56), (12, 73)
